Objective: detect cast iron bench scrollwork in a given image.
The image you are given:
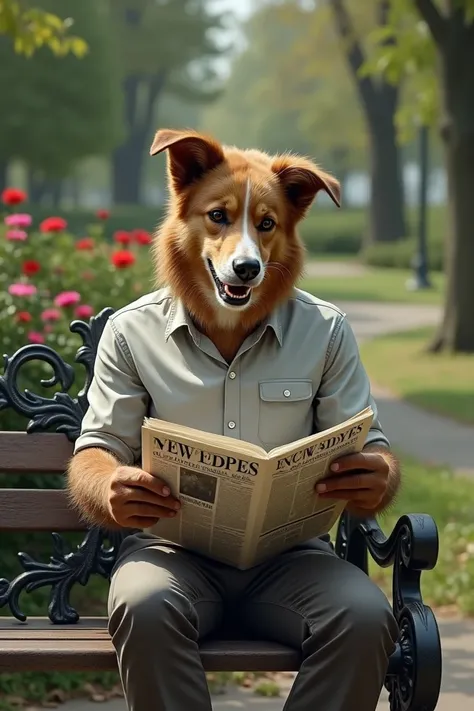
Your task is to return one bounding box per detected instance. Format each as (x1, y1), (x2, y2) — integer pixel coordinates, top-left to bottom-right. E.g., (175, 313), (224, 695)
(0, 309), (442, 710)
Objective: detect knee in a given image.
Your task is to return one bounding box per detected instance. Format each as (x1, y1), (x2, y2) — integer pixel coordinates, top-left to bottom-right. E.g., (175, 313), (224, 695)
(339, 586), (399, 651)
(108, 566), (196, 640)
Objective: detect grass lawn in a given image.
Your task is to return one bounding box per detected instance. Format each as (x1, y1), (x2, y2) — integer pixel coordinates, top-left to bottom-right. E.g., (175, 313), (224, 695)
(370, 455), (474, 616)
(360, 327), (474, 425)
(300, 267), (444, 305)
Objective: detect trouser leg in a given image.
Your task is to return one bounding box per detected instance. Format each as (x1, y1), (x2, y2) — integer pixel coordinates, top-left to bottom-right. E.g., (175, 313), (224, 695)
(242, 546), (399, 711)
(108, 537), (224, 711)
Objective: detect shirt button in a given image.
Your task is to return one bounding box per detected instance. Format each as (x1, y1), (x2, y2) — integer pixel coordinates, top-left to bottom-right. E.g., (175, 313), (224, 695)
(283, 389), (291, 397)
(229, 371), (236, 379)
(228, 421), (236, 430)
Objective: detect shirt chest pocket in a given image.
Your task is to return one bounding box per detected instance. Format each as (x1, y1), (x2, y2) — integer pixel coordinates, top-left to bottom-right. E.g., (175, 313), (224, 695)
(258, 379), (314, 449)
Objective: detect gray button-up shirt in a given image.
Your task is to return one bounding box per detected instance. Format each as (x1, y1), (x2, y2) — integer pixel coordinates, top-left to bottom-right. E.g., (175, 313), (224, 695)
(74, 286), (389, 463)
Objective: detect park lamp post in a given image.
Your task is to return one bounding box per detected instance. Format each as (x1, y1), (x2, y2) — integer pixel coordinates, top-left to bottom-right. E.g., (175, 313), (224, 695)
(407, 124), (431, 291)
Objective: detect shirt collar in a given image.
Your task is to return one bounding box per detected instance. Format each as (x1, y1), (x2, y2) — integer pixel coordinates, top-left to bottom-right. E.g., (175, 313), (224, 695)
(165, 296), (284, 348)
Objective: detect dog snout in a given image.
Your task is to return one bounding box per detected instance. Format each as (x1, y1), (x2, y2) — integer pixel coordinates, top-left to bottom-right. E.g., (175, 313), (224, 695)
(232, 257), (261, 283)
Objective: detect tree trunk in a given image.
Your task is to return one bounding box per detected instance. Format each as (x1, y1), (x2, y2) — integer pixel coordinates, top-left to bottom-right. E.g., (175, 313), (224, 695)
(329, 0), (406, 244)
(112, 131), (146, 204)
(367, 87), (406, 244)
(112, 72), (166, 205)
(429, 21), (474, 353)
(27, 170), (47, 204)
(51, 179), (62, 208)
(0, 161), (7, 193)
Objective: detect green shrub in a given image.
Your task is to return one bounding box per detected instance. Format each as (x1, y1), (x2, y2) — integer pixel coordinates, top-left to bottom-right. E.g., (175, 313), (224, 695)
(20, 205), (164, 241)
(299, 209), (365, 255)
(364, 236), (444, 272)
(299, 204), (447, 264)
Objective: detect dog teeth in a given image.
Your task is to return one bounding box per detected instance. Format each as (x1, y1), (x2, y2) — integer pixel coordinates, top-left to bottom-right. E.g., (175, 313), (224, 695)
(223, 285), (250, 299)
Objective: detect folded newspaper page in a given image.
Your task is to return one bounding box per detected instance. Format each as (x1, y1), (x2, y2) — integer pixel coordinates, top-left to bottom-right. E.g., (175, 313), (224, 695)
(141, 407), (374, 569)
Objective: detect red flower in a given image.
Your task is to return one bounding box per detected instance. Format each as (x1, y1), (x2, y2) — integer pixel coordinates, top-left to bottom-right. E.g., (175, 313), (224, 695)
(2, 188), (27, 206)
(76, 237), (95, 251)
(75, 304), (94, 319)
(22, 260), (41, 276)
(28, 331), (45, 344)
(114, 230), (132, 245)
(16, 311), (32, 323)
(40, 216), (67, 233)
(111, 250), (136, 269)
(133, 229), (153, 246)
(96, 209), (110, 220)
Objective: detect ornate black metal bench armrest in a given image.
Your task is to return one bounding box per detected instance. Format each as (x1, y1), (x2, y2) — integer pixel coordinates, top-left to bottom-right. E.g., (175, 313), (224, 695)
(0, 527), (128, 624)
(360, 513), (439, 571)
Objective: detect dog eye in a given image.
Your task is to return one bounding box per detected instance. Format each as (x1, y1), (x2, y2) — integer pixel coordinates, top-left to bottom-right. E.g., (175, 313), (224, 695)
(258, 217), (275, 232)
(208, 209), (227, 224)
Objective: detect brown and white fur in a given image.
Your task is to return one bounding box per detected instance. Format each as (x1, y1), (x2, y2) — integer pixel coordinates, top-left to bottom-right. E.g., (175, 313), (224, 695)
(150, 128), (341, 362)
(68, 130), (400, 526)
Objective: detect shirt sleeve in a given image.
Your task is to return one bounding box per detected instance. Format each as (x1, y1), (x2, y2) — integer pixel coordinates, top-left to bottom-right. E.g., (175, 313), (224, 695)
(73, 318), (149, 464)
(314, 314), (390, 449)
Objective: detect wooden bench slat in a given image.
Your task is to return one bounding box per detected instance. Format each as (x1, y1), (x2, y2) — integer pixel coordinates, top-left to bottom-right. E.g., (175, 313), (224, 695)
(0, 617), (301, 673)
(0, 432), (73, 474)
(0, 489), (85, 530)
(0, 617), (108, 637)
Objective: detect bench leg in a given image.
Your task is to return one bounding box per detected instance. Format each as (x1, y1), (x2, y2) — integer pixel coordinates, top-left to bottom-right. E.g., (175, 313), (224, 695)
(336, 513), (442, 711)
(385, 602), (441, 711)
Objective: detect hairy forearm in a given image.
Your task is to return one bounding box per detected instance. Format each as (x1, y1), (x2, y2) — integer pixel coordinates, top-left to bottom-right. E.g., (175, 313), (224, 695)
(366, 444), (401, 511)
(347, 443), (401, 517)
(67, 447), (120, 528)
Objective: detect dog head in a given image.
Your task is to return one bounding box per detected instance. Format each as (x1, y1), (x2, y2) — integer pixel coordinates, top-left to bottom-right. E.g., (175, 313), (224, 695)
(151, 128), (340, 329)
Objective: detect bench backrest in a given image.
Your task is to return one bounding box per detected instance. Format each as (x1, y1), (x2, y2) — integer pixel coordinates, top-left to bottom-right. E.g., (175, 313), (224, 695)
(0, 434), (80, 531)
(0, 307), (124, 623)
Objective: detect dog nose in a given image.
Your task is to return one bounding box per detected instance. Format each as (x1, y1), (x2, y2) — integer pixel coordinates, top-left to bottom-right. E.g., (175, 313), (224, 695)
(232, 258), (261, 283)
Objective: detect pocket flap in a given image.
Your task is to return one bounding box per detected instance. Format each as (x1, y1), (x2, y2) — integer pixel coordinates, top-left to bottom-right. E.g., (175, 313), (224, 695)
(259, 379), (313, 402)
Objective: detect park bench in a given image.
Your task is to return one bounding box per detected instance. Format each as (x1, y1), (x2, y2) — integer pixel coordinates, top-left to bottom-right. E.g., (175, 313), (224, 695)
(0, 307), (442, 710)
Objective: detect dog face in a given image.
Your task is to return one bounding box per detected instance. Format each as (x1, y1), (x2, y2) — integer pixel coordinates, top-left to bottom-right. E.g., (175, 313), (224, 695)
(151, 129), (340, 325)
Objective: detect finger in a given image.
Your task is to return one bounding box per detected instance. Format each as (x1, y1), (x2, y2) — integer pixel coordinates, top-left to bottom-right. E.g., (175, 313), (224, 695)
(123, 487), (181, 510)
(316, 473), (380, 494)
(330, 452), (388, 474)
(125, 502), (180, 519)
(124, 469), (173, 498)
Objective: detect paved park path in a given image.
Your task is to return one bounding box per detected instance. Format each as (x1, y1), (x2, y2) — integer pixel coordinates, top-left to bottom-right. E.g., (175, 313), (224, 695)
(62, 265), (474, 711)
(341, 299), (474, 476)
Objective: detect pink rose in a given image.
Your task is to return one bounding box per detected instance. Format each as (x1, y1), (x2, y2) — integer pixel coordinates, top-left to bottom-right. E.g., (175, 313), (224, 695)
(28, 331), (45, 344)
(5, 213), (32, 228)
(6, 229), (28, 241)
(8, 283), (37, 297)
(54, 291), (81, 307)
(74, 304), (94, 319)
(41, 308), (62, 322)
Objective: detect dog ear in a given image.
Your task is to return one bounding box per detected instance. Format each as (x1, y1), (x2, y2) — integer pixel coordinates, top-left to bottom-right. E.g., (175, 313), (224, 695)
(272, 155), (341, 213)
(150, 128), (224, 192)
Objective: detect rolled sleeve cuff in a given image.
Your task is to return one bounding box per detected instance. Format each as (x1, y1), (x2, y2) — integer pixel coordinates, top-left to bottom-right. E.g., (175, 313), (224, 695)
(364, 428), (390, 450)
(73, 432), (136, 465)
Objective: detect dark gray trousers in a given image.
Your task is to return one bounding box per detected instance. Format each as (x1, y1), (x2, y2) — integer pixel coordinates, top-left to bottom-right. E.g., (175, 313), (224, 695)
(108, 534), (398, 711)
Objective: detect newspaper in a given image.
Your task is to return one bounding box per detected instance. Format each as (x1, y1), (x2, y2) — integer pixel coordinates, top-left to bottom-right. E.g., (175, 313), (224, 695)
(141, 407), (374, 569)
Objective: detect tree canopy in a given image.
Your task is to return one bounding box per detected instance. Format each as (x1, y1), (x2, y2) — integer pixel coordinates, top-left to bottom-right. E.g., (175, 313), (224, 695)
(0, 0), (122, 177)
(0, 0), (87, 56)
(202, 0), (366, 177)
(111, 0), (229, 203)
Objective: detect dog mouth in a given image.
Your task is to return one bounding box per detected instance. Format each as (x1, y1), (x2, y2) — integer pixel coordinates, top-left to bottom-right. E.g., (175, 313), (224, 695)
(207, 259), (252, 307)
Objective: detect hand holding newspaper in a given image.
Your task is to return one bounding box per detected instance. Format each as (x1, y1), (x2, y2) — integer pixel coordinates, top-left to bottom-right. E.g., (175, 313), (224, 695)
(141, 407), (374, 569)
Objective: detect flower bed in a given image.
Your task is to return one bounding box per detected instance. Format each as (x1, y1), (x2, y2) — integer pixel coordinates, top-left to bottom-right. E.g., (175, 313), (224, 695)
(0, 187), (155, 430)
